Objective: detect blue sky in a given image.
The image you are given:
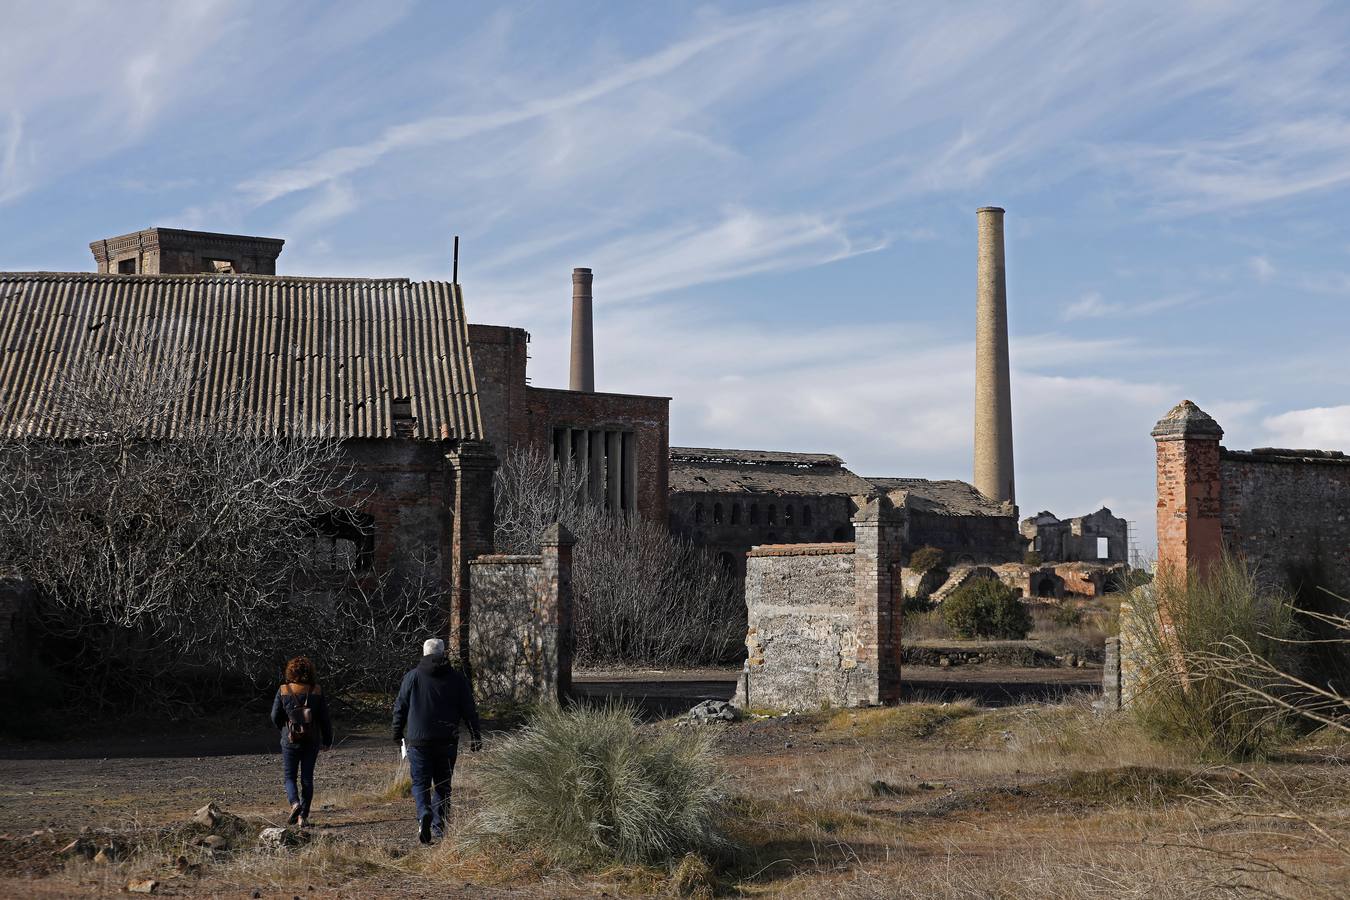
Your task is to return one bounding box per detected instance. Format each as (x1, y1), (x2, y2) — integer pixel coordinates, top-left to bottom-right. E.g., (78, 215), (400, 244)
(4, 0), (1350, 554)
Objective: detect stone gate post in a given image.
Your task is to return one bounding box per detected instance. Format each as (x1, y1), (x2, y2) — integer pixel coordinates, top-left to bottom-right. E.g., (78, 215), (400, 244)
(538, 523), (576, 702)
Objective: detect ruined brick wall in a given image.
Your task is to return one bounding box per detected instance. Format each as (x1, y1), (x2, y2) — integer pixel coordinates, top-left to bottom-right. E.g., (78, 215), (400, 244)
(90, 228), (283, 275)
(342, 439), (454, 579)
(737, 500), (903, 710)
(1151, 401), (1350, 595)
(668, 492), (857, 581)
(907, 511), (1023, 565)
(518, 387), (669, 523)
(467, 526), (572, 704)
(737, 545), (862, 710)
(339, 438), (497, 666)
(467, 324), (530, 457)
(1220, 450), (1350, 596)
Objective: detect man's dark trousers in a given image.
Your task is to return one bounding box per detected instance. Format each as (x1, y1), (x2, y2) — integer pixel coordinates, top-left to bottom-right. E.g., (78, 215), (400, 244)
(406, 742), (458, 836)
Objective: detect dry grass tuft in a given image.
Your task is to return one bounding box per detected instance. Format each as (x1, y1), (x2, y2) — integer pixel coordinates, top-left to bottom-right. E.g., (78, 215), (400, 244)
(821, 701), (978, 740)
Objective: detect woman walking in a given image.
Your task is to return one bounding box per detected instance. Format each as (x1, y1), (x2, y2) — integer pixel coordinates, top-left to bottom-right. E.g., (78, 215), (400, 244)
(270, 656), (333, 827)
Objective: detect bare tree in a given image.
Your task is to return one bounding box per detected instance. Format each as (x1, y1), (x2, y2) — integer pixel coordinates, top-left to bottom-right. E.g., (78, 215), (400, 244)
(492, 446), (743, 668)
(0, 335), (434, 708)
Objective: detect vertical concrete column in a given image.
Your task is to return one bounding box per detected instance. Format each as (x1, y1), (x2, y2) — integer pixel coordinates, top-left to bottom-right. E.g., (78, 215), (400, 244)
(445, 441), (499, 671)
(588, 430), (605, 504)
(851, 498), (904, 705)
(1151, 400), (1225, 579)
(621, 432), (636, 513)
(569, 267), (594, 392)
(974, 206), (1015, 504)
(538, 524), (576, 702)
(605, 431), (622, 512)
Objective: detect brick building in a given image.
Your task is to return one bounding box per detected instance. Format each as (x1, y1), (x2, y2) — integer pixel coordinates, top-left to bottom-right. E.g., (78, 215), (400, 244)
(668, 447), (1024, 581)
(469, 323), (669, 522)
(0, 228), (673, 665)
(0, 268), (497, 660)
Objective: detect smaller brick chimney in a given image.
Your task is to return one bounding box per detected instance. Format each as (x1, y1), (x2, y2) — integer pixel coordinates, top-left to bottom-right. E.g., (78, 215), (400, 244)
(569, 267), (594, 392)
(1151, 400), (1224, 578)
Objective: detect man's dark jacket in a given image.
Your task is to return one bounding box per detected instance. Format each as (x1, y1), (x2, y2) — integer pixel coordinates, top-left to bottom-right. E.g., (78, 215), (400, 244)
(392, 654), (481, 747)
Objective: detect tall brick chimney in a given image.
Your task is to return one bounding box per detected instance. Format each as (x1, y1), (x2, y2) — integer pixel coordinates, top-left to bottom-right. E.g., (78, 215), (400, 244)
(974, 207), (1015, 504)
(569, 267), (594, 392)
(1151, 400), (1224, 578)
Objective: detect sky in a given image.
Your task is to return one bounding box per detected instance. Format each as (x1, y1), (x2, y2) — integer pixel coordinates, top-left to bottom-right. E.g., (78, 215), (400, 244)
(4, 0), (1350, 556)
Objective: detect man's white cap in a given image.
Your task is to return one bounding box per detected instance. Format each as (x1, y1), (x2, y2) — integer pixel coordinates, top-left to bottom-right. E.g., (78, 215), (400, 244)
(423, 638), (446, 657)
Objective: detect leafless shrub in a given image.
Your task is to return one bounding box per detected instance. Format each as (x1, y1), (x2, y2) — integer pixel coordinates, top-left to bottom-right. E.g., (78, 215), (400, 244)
(493, 446), (742, 667)
(0, 334), (439, 708)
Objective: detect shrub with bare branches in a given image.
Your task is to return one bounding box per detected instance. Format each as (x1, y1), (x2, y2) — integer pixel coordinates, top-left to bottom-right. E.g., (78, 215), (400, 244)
(493, 446), (743, 667)
(0, 336), (441, 709)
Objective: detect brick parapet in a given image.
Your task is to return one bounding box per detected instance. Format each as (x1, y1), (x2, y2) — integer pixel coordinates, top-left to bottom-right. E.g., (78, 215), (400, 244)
(747, 542), (855, 557)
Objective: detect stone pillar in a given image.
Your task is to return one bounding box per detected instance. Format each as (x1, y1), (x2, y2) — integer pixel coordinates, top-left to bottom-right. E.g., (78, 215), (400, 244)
(538, 524), (576, 702)
(1151, 400), (1224, 579)
(852, 498), (904, 704)
(569, 267), (594, 392)
(1100, 636), (1121, 712)
(445, 440), (498, 670)
(974, 206), (1015, 504)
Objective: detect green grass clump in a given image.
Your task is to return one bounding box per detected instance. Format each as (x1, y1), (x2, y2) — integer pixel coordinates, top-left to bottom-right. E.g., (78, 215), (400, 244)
(1128, 556), (1300, 760)
(475, 703), (727, 868)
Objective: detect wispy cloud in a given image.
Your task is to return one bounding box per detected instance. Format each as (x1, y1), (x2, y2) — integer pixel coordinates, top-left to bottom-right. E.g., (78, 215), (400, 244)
(0, 111), (25, 204)
(1061, 291), (1193, 321)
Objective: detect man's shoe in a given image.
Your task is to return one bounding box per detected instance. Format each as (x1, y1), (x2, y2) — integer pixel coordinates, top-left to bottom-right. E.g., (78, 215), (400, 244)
(288, 803), (302, 825)
(418, 813), (432, 845)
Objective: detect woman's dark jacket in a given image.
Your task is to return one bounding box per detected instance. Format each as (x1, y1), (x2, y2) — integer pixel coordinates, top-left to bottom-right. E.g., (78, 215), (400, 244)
(392, 654), (481, 747)
(270, 683), (334, 748)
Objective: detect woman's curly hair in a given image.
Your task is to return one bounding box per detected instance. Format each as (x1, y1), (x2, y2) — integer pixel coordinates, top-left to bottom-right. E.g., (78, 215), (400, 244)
(284, 656), (317, 685)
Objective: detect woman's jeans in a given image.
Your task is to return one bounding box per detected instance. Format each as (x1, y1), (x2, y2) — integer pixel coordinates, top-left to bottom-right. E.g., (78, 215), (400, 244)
(281, 741), (321, 815)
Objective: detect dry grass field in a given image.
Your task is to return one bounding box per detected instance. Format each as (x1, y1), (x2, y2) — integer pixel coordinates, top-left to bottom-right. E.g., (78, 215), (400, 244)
(1, 671), (1346, 898)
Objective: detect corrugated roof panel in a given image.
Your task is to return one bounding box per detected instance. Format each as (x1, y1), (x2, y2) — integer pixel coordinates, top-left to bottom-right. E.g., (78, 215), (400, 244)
(0, 272), (483, 442)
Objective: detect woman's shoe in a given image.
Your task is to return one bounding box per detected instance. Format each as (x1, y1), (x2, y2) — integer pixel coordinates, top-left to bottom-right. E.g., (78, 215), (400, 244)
(297, 815), (309, 829)
(287, 803), (302, 825)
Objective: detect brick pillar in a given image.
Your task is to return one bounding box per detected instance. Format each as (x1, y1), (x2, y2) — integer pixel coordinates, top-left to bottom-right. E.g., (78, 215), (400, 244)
(538, 523), (576, 702)
(852, 498), (904, 705)
(446, 440), (498, 670)
(1151, 401), (1224, 579)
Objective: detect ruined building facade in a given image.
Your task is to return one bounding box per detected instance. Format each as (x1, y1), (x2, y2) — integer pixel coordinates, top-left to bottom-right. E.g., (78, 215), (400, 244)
(668, 448), (1025, 582)
(1020, 508), (1129, 564)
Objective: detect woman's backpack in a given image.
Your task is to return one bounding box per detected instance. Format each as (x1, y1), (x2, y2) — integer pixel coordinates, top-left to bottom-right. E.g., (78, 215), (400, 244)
(284, 685), (316, 745)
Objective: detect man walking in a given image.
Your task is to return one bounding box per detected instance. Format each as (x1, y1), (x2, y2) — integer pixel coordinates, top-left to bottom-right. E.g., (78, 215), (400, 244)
(392, 638), (482, 844)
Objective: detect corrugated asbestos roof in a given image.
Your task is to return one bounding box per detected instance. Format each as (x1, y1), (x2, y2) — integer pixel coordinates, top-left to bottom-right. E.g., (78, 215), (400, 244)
(0, 272), (483, 441)
(669, 446), (875, 496)
(670, 447), (843, 467)
(866, 477), (1009, 517)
